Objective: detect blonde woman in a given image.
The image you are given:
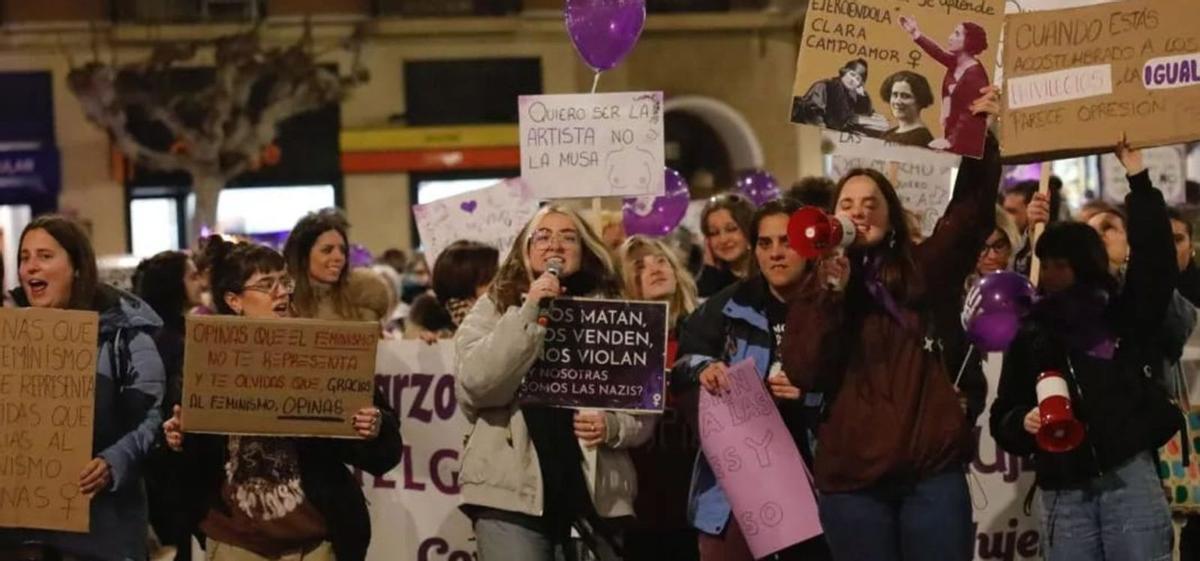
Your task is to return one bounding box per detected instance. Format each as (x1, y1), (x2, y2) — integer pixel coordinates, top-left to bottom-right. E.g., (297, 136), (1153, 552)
(455, 205), (655, 561)
(618, 235), (699, 339)
(617, 235), (701, 560)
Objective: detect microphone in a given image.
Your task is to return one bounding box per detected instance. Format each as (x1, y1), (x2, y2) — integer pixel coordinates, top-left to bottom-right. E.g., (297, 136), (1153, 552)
(536, 258), (564, 327)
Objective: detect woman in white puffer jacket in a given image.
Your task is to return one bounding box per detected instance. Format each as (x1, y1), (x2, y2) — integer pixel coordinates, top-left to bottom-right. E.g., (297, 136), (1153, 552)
(455, 204), (655, 561)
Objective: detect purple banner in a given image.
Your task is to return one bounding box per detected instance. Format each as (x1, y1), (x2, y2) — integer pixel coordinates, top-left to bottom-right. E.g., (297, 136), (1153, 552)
(518, 297), (667, 412)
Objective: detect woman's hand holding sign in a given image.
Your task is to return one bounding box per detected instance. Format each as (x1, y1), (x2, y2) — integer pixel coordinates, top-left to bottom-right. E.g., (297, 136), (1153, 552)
(700, 361), (733, 395)
(574, 410), (608, 448)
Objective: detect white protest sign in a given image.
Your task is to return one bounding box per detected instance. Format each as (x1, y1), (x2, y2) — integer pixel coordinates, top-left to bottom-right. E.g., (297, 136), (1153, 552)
(825, 132), (958, 236)
(1101, 145), (1186, 205)
(412, 178), (541, 264)
(519, 92), (665, 199)
(364, 340), (474, 561)
(969, 354), (1041, 561)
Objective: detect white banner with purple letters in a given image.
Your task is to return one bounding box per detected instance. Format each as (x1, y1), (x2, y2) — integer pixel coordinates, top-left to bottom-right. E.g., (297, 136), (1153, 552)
(969, 354), (1040, 561)
(364, 340), (474, 561)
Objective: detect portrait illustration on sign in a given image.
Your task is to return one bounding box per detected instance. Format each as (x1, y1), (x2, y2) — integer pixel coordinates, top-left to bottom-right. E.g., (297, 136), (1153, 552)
(791, 0), (1003, 158)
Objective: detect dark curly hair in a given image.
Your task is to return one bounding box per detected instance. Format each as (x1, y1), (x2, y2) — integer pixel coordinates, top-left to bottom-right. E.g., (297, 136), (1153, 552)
(879, 71), (935, 110)
(208, 239), (287, 316)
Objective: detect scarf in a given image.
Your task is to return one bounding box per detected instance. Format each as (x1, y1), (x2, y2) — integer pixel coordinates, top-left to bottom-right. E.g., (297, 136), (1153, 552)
(1033, 285), (1116, 360)
(860, 250), (914, 331)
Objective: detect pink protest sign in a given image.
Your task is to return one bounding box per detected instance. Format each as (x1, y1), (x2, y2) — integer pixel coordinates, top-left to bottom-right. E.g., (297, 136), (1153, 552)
(698, 359), (823, 559)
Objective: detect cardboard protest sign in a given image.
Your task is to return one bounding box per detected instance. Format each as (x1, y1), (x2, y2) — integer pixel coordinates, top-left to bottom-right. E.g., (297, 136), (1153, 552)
(0, 308), (97, 532)
(825, 131), (959, 236)
(1101, 144), (1186, 205)
(519, 92), (665, 199)
(412, 178), (542, 264)
(698, 359), (823, 558)
(1000, 0), (1200, 161)
(519, 298), (667, 412)
(183, 315), (378, 437)
(791, 0), (1004, 158)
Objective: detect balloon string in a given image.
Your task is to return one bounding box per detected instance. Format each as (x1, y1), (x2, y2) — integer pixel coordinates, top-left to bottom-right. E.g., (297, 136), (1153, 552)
(591, 72), (601, 94)
(953, 344), (976, 388)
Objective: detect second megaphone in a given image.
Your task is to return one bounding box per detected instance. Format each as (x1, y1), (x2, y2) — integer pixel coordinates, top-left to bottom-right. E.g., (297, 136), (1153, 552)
(787, 207), (857, 258)
(1035, 371), (1086, 453)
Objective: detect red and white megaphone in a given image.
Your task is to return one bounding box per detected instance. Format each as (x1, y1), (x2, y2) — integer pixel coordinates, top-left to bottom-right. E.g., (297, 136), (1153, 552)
(1035, 371), (1085, 453)
(788, 207), (857, 258)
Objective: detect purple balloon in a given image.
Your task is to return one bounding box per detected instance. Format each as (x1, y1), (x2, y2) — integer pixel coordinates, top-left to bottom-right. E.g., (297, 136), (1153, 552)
(623, 168), (690, 237)
(960, 271), (1036, 352)
(565, 0), (646, 72)
(967, 311), (1021, 352)
(976, 271), (1036, 316)
(735, 169), (781, 207)
(349, 243), (374, 269)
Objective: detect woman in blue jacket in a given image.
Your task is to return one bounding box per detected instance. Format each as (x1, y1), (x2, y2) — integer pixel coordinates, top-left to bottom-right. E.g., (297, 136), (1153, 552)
(0, 215), (166, 561)
(672, 198), (830, 561)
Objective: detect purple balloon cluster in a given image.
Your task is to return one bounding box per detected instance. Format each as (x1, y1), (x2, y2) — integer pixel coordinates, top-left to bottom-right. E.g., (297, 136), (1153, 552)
(961, 271), (1036, 352)
(735, 169), (781, 207)
(623, 168), (690, 237)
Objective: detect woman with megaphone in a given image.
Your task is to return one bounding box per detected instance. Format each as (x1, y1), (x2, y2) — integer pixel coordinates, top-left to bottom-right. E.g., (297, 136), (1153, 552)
(990, 138), (1180, 561)
(780, 86), (1001, 561)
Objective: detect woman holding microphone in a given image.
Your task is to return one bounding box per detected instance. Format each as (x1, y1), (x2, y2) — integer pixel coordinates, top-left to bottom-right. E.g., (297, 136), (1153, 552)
(455, 205), (655, 561)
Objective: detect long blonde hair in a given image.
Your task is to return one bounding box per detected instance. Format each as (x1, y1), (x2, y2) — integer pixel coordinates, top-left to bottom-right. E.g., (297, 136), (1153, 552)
(489, 205), (619, 311)
(618, 235), (698, 327)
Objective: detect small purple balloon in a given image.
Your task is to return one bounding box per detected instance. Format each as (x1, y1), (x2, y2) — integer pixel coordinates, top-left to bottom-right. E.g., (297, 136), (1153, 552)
(565, 0), (646, 72)
(623, 168), (690, 237)
(967, 311), (1021, 352)
(961, 271), (1036, 352)
(735, 169), (781, 207)
(976, 271), (1036, 316)
(349, 243), (374, 269)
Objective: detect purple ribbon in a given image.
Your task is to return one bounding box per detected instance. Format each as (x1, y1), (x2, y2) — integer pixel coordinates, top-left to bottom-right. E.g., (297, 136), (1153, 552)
(861, 252), (913, 330)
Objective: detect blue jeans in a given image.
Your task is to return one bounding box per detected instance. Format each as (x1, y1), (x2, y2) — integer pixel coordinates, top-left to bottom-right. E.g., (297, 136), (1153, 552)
(819, 468), (973, 561)
(1039, 452), (1171, 561)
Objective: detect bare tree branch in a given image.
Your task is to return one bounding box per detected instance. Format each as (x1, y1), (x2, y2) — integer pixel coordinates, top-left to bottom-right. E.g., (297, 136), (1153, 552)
(68, 24), (368, 239)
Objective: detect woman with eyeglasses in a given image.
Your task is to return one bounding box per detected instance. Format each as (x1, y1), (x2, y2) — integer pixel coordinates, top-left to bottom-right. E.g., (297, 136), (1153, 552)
(455, 205), (656, 561)
(696, 194), (757, 299)
(283, 208), (393, 325)
(162, 239), (401, 561)
(0, 216), (165, 561)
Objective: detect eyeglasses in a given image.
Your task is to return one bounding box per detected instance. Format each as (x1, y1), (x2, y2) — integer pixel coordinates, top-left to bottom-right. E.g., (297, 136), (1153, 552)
(243, 275), (296, 294)
(530, 230), (580, 250)
(981, 239), (1012, 256)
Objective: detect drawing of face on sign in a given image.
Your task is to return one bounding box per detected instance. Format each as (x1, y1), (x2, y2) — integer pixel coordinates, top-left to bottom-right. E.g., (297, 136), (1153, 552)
(605, 146), (657, 195)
